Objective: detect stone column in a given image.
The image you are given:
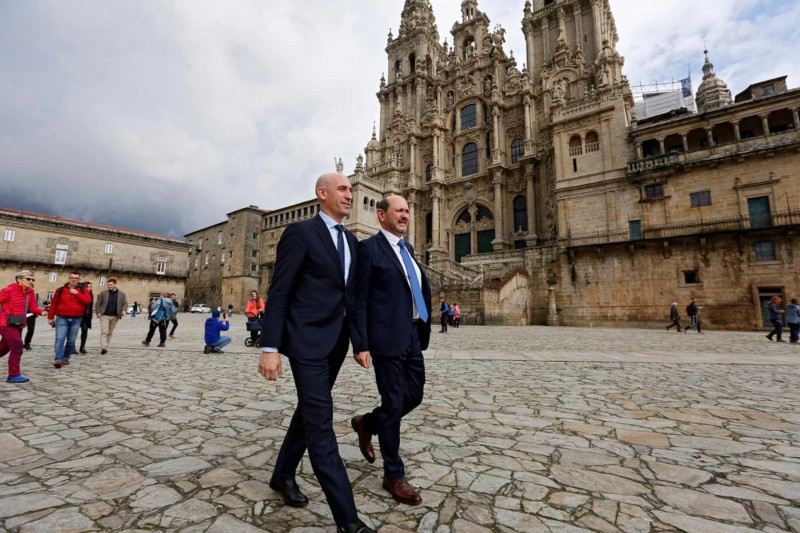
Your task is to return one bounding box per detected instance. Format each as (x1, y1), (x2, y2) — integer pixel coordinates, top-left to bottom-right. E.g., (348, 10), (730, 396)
(733, 123), (741, 142)
(492, 106), (501, 164)
(761, 115), (770, 136)
(681, 134), (689, 153)
(379, 94), (388, 141)
(407, 192), (417, 247)
(523, 24), (536, 81)
(658, 138), (666, 156)
(409, 137), (417, 184)
(406, 83), (413, 117)
(793, 109), (800, 131)
(432, 192), (441, 249)
(432, 132), (440, 179)
(591, 0), (603, 58)
(706, 128), (714, 148)
(541, 18), (549, 59)
(523, 97), (532, 152)
(546, 286), (559, 326)
(415, 78), (425, 123)
(635, 143), (643, 159)
(573, 4), (582, 52)
(525, 164), (538, 246)
(491, 170), (506, 251)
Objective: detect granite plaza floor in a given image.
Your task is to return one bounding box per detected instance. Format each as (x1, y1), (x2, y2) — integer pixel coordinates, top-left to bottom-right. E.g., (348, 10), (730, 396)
(1, 313), (799, 532)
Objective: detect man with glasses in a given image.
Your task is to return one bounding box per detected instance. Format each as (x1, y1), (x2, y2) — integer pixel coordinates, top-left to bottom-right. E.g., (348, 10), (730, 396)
(47, 272), (92, 368)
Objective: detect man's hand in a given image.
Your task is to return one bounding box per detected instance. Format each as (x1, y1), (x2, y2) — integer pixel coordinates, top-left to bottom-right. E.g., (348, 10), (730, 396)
(258, 352), (283, 381)
(47, 319), (54, 326)
(354, 351), (371, 369)
(69, 288), (78, 295)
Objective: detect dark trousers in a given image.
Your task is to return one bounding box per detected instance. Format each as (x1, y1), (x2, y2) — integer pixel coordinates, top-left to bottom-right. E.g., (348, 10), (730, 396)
(789, 324), (800, 343)
(666, 319), (682, 331)
(273, 324), (357, 527)
(768, 320), (783, 341)
(80, 324), (90, 350)
(440, 314), (448, 332)
(24, 315), (36, 347)
(362, 326), (425, 479)
(685, 315), (701, 332)
(169, 318), (178, 336)
(146, 320), (167, 343)
(0, 325), (24, 377)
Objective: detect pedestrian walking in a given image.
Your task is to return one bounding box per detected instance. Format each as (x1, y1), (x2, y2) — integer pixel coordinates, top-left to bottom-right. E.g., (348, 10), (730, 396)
(684, 297), (704, 334)
(95, 279), (128, 354)
(666, 302), (682, 332)
(78, 281), (94, 354)
(766, 295), (785, 342)
(350, 195), (431, 506)
(131, 301), (138, 318)
(453, 303), (461, 328)
(23, 286), (41, 350)
(168, 293), (180, 338)
(439, 297), (449, 333)
(0, 270), (46, 383)
(257, 172), (375, 533)
(48, 272), (92, 368)
(142, 292), (175, 347)
(787, 298), (800, 344)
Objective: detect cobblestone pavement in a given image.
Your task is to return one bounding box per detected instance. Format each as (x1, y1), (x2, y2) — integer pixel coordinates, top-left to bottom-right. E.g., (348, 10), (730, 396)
(1, 314), (799, 532)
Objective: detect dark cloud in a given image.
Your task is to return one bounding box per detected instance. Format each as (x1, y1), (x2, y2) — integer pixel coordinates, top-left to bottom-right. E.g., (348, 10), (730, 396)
(1, 1), (796, 238)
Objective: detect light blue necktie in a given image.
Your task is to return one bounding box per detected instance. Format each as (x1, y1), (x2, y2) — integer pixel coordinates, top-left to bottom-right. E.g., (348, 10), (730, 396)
(397, 240), (428, 322)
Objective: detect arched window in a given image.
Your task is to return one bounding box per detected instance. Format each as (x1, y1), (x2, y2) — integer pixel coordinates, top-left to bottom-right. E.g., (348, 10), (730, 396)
(460, 104), (477, 130)
(370, 199), (375, 212)
(569, 135), (583, 156)
(394, 59), (401, 78)
(425, 163), (433, 181)
(513, 195), (527, 232)
(425, 212), (433, 245)
(511, 139), (524, 163)
(457, 209), (472, 224)
(585, 131), (600, 153)
(363, 197), (369, 210)
(476, 205), (493, 221)
(461, 142), (478, 176)
(409, 53), (416, 74)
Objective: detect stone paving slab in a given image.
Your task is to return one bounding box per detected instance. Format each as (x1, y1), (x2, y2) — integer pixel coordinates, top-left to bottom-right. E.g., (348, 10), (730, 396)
(1, 314), (799, 532)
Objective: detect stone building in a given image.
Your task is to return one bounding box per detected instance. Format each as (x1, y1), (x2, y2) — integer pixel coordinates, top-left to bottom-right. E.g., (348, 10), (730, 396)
(0, 207), (190, 306)
(184, 206), (265, 311)
(187, 0), (799, 330)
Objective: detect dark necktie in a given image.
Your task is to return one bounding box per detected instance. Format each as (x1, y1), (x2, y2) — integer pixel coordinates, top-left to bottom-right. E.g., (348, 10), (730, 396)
(398, 240), (428, 322)
(335, 225), (345, 274)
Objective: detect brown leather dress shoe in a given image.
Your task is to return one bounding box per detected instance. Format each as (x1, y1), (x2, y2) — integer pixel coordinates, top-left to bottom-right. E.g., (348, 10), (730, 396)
(382, 476), (421, 505)
(351, 416), (375, 463)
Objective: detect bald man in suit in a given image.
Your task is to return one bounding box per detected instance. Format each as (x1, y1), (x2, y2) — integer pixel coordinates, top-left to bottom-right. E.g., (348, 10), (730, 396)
(258, 173), (375, 533)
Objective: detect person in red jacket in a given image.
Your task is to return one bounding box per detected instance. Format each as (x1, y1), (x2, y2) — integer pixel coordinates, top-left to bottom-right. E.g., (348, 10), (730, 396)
(0, 270), (46, 383)
(47, 271), (92, 368)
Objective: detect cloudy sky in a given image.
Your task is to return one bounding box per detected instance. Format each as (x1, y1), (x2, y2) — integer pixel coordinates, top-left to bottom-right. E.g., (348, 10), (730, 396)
(1, 0), (798, 238)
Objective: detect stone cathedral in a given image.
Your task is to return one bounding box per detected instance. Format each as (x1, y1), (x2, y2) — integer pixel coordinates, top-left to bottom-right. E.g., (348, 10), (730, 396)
(187, 0), (800, 330)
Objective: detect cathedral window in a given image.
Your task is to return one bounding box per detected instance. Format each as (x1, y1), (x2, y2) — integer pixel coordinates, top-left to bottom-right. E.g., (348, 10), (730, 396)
(456, 209), (471, 224)
(425, 164), (433, 181)
(460, 104), (477, 130)
(486, 132), (491, 158)
(513, 196), (528, 232)
(461, 142), (479, 176)
(754, 241), (776, 262)
(511, 139), (524, 163)
(690, 190), (712, 208)
(569, 135), (583, 157)
(409, 53), (416, 74)
(645, 184), (664, 200)
(476, 205), (493, 221)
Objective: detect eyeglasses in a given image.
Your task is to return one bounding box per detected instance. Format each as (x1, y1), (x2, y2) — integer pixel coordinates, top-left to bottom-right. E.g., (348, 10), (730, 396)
(23, 278), (35, 282)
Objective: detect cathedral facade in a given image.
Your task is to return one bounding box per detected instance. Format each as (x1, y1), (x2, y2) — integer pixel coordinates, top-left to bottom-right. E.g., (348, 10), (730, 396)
(188, 0), (800, 329)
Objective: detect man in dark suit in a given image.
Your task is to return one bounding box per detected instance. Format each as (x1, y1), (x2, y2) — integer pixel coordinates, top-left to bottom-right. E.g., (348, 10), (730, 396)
(258, 172), (375, 533)
(350, 195), (432, 506)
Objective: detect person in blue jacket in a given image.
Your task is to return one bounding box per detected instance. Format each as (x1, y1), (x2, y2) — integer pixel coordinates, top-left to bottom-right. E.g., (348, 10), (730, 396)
(204, 309), (231, 353)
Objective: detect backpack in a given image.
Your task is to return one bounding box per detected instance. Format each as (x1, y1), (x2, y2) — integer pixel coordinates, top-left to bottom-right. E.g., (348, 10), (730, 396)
(150, 299), (167, 322)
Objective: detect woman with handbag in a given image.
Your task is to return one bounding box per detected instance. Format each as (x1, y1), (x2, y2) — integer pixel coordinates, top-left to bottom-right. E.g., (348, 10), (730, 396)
(0, 270), (46, 383)
(244, 290), (265, 345)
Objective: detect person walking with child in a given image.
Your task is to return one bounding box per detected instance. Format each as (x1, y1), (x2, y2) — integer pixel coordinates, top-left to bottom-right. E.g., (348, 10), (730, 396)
(142, 292), (175, 347)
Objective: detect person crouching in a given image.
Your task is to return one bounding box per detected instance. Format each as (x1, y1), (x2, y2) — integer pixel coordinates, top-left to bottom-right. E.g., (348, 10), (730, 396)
(204, 309), (231, 354)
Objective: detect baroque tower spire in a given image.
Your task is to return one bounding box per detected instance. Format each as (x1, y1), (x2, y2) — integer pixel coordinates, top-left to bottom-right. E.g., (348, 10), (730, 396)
(695, 48), (732, 113)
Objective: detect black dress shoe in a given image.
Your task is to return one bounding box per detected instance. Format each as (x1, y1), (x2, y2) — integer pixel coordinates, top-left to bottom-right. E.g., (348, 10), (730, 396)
(23, 344), (31, 351)
(337, 519), (376, 533)
(269, 475), (308, 508)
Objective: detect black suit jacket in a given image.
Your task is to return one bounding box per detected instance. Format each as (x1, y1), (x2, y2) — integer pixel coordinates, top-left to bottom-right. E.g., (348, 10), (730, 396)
(260, 215), (358, 358)
(351, 231), (432, 357)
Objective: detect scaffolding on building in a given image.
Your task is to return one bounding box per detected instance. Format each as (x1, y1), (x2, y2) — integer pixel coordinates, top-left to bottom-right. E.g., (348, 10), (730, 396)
(631, 76), (696, 120)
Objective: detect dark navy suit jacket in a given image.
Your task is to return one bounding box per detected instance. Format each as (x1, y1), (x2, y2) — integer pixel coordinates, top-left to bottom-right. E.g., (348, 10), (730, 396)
(351, 231), (432, 356)
(260, 214), (358, 358)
